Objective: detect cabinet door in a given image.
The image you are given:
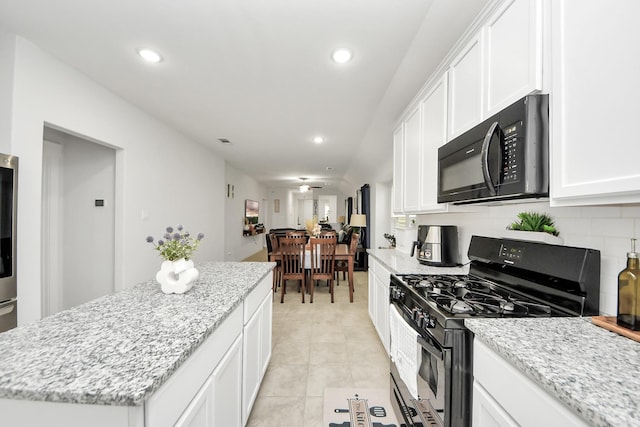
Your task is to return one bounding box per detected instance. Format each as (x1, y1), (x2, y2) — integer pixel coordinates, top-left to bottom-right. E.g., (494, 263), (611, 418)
(212, 336), (243, 427)
(472, 382), (519, 427)
(550, 0), (640, 205)
(374, 273), (390, 354)
(484, 0), (542, 116)
(420, 74), (449, 212)
(242, 292), (272, 425)
(403, 104), (422, 212)
(175, 377), (214, 427)
(448, 34), (483, 139)
(392, 125), (404, 214)
(368, 265), (376, 325)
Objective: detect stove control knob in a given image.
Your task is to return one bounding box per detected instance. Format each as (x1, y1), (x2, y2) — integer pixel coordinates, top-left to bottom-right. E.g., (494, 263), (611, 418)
(423, 314), (436, 329)
(390, 287), (405, 301)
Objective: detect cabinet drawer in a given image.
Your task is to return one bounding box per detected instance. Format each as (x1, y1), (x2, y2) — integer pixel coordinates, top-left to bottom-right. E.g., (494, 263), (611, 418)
(243, 272), (272, 324)
(473, 340), (588, 427)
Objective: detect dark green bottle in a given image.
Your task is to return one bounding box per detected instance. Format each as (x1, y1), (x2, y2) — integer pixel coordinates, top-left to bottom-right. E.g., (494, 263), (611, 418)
(617, 238), (640, 330)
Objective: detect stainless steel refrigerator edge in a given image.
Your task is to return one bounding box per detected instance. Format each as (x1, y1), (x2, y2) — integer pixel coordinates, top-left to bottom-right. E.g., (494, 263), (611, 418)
(0, 153), (17, 332)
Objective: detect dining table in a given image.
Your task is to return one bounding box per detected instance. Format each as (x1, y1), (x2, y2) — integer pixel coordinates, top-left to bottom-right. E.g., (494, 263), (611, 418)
(269, 242), (355, 303)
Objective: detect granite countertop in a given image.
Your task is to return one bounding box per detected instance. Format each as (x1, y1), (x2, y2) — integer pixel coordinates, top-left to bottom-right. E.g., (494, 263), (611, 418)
(367, 247), (468, 275)
(465, 317), (640, 427)
(0, 261), (274, 407)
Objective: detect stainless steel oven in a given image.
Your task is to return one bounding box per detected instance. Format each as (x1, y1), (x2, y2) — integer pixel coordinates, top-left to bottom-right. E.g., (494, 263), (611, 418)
(0, 153), (17, 332)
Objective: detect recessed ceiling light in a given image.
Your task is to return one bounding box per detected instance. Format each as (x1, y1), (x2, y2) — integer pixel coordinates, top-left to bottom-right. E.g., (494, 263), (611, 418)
(313, 136), (324, 144)
(137, 48), (163, 63)
(331, 48), (353, 64)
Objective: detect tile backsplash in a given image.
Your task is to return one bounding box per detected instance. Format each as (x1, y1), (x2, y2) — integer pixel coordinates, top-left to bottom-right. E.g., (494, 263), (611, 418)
(392, 201), (640, 316)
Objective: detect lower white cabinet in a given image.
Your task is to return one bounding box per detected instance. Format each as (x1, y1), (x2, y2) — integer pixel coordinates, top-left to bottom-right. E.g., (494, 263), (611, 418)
(176, 335), (243, 427)
(368, 258), (390, 354)
(473, 339), (588, 427)
(240, 282), (272, 426)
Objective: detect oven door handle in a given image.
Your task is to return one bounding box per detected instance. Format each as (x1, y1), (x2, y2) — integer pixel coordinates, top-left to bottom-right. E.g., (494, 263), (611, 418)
(417, 334), (444, 361)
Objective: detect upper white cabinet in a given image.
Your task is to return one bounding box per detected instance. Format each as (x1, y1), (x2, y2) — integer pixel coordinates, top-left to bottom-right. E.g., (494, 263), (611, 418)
(448, 34), (484, 139)
(484, 0), (542, 117)
(448, 0), (542, 140)
(391, 125), (404, 215)
(393, 74), (450, 215)
(419, 75), (449, 212)
(402, 104), (422, 212)
(549, 0), (640, 206)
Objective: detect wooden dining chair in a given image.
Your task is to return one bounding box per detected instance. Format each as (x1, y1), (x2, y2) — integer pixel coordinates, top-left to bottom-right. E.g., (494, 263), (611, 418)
(268, 233), (282, 295)
(319, 230), (337, 238)
(279, 236), (307, 303)
(309, 236), (337, 303)
(335, 232), (359, 286)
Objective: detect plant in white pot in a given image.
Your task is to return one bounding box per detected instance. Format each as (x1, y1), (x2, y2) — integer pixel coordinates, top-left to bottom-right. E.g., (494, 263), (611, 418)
(504, 212), (563, 244)
(146, 225), (205, 294)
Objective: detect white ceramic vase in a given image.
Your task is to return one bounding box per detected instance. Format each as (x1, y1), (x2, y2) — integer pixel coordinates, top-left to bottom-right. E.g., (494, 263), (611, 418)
(156, 258), (199, 294)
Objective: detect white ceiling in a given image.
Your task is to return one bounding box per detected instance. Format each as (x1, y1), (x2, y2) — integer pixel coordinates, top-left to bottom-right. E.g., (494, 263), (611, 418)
(0, 0), (489, 193)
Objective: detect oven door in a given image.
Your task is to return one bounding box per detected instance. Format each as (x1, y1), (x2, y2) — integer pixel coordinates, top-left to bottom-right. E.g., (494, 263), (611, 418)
(390, 303), (450, 427)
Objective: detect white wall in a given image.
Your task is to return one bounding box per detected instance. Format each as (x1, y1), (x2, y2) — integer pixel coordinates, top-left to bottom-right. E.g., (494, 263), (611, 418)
(391, 201), (640, 317)
(6, 36), (226, 325)
(0, 30), (14, 154)
(224, 162), (267, 261)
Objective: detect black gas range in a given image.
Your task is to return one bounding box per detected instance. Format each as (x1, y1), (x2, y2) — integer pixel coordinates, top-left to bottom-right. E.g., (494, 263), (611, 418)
(389, 235), (600, 427)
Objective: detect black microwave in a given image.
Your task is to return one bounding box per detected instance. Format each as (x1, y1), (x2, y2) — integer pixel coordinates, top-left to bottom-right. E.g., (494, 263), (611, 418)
(437, 94), (549, 204)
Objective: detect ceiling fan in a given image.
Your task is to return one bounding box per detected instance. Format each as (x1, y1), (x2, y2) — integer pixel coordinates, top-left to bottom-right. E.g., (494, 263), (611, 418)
(298, 177), (322, 192)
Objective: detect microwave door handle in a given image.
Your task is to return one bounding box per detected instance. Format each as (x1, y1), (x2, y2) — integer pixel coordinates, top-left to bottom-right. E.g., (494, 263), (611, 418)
(481, 121), (500, 196)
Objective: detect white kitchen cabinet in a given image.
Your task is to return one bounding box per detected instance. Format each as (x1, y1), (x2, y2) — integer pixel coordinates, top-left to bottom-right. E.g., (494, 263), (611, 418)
(419, 74), (449, 212)
(242, 278), (273, 425)
(211, 335), (243, 427)
(368, 257), (390, 354)
(448, 33), (483, 139)
(392, 125), (404, 215)
(484, 0), (542, 117)
(473, 339), (589, 427)
(402, 104), (422, 212)
(146, 306), (244, 427)
(448, 0), (542, 139)
(392, 74), (449, 215)
(549, 0), (640, 206)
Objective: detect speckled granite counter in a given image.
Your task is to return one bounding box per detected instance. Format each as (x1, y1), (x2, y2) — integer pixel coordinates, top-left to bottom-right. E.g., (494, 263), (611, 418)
(367, 248), (468, 275)
(0, 261), (274, 406)
(466, 317), (640, 427)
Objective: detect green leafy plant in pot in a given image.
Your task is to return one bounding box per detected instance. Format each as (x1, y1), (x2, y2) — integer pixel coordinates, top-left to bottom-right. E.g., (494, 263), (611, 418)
(508, 212), (559, 236)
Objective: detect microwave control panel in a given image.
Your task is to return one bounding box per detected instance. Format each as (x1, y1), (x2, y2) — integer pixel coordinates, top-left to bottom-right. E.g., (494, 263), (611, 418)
(501, 120), (523, 184)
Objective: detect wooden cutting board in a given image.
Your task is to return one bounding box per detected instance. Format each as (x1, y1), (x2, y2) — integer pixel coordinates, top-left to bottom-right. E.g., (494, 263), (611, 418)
(592, 316), (640, 343)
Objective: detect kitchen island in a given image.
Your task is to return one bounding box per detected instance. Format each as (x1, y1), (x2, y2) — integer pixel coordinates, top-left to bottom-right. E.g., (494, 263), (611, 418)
(466, 317), (640, 427)
(0, 261), (275, 426)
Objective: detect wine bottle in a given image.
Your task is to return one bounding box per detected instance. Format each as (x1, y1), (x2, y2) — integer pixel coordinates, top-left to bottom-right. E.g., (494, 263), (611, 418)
(617, 238), (640, 330)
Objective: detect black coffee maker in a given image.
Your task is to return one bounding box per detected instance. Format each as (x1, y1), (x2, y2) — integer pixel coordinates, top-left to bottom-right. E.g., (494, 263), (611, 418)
(410, 225), (459, 266)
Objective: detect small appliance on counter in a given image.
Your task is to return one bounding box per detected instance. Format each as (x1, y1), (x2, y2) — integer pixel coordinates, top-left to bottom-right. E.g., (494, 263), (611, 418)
(410, 225), (458, 266)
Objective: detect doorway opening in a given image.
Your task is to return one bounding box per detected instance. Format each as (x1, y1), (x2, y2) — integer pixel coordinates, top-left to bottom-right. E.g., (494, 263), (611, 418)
(41, 125), (118, 317)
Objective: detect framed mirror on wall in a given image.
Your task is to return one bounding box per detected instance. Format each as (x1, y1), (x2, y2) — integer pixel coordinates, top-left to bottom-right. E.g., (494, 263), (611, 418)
(243, 199), (264, 236)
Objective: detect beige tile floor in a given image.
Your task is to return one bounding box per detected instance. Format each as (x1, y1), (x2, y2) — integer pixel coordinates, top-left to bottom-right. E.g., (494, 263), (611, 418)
(246, 271), (390, 427)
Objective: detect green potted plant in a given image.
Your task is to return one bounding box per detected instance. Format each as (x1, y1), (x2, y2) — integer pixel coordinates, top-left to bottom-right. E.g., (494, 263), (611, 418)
(504, 212), (563, 244)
